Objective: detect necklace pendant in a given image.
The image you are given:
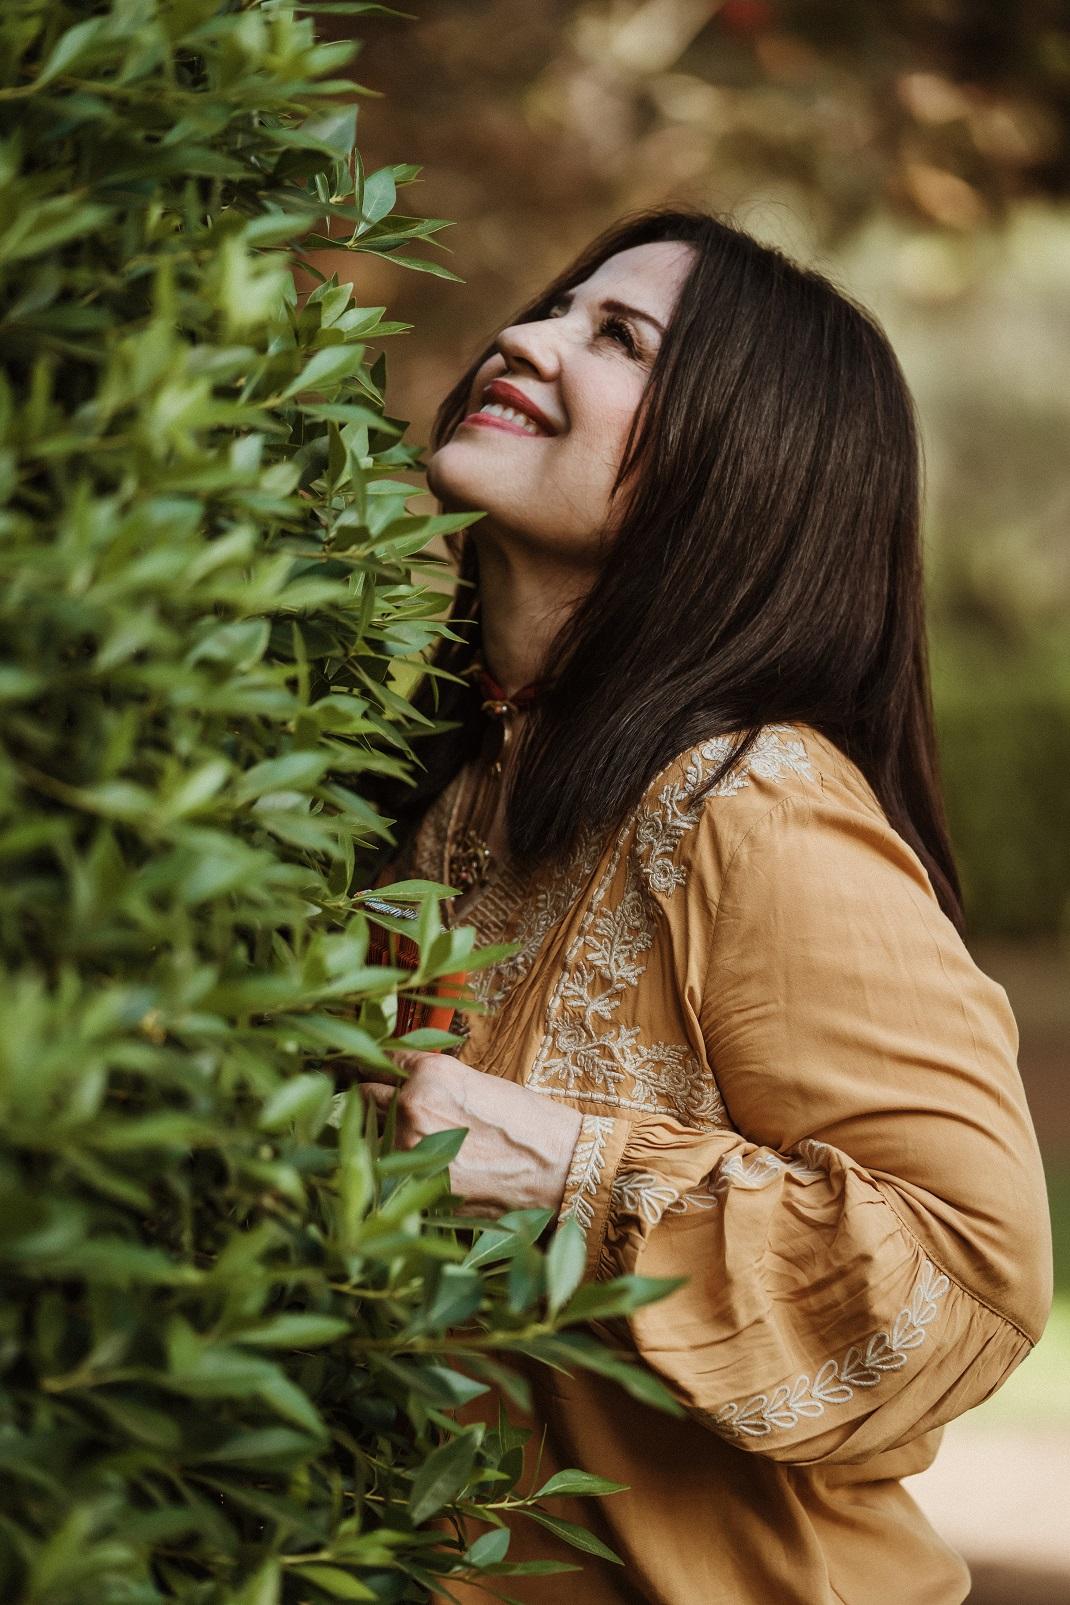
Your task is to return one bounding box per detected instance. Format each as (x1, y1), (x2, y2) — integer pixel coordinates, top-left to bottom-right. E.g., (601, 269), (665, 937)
(450, 826), (493, 893)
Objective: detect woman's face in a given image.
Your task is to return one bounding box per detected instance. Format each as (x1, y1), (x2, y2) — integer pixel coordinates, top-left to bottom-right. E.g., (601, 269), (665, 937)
(426, 240), (696, 566)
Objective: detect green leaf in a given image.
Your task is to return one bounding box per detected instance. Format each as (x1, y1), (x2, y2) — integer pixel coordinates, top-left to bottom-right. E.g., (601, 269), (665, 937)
(278, 345), (369, 400)
(415, 1365), (489, 1407)
(235, 751), (331, 801)
(539, 1337), (686, 1416)
(195, 1426), (321, 1467)
(87, 1393), (183, 1451)
(35, 17), (112, 87)
(485, 1559), (581, 1576)
(523, 1510), (624, 1564)
(231, 1562), (281, 1605)
(545, 1219), (586, 1315)
(302, 105), (358, 158)
(32, 1238), (197, 1287)
(408, 1430), (480, 1525)
(166, 1341), (282, 1400)
(359, 166), (397, 229)
(465, 1527), (510, 1566)
(361, 878), (459, 901)
(377, 1126), (466, 1175)
(237, 1313), (351, 1348)
(259, 1074), (334, 1133)
(533, 1470), (629, 1500)
(291, 1566), (375, 1600)
(507, 1240), (543, 1315)
(559, 1274), (680, 1325)
(420, 1264), (482, 1331)
(257, 1372), (328, 1438)
(298, 401), (400, 431)
(368, 250), (465, 282)
(338, 1088), (376, 1246)
(290, 1014), (395, 1070)
(244, 212), (316, 246)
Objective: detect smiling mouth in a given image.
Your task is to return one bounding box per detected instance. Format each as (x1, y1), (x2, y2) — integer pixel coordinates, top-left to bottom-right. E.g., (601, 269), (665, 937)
(461, 401), (555, 437)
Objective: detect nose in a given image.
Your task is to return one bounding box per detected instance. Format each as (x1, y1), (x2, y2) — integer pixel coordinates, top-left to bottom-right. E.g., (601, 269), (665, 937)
(495, 313), (563, 380)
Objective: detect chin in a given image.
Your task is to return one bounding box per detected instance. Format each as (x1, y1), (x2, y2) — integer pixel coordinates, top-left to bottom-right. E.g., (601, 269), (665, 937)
(426, 439), (504, 511)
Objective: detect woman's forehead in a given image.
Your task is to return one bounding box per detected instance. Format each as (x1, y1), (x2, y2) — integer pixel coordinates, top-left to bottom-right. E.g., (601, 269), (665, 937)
(571, 239), (697, 307)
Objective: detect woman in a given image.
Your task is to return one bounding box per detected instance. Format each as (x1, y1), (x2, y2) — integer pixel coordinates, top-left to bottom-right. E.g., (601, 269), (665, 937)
(362, 208), (1052, 1603)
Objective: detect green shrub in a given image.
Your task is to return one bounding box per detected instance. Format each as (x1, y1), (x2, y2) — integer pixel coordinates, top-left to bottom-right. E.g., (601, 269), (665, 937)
(0, 4), (676, 1600)
(932, 634), (1070, 938)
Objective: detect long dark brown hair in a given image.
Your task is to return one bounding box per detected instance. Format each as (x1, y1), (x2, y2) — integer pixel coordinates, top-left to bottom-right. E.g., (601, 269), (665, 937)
(385, 206), (964, 932)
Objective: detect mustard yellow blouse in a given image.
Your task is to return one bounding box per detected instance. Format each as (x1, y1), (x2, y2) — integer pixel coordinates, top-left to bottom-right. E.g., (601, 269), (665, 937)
(404, 723), (1051, 1604)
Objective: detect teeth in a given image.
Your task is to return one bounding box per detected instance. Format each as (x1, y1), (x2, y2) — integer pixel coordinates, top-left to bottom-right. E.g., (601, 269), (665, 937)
(478, 401), (545, 435)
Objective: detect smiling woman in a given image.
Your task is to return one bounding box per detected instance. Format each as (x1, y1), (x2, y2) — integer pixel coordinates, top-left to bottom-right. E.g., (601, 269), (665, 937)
(428, 239), (693, 576)
(366, 208), (1052, 1604)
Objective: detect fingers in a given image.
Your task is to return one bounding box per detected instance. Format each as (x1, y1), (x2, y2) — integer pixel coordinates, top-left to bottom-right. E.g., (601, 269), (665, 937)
(359, 1081), (398, 1112)
(387, 1049), (425, 1074)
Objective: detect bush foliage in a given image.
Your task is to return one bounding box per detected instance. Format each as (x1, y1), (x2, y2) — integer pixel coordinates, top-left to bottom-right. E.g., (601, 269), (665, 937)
(933, 638), (1070, 940)
(0, 4), (676, 1600)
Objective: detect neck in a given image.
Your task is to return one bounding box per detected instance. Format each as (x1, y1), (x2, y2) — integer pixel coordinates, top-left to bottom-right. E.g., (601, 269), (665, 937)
(475, 533), (597, 696)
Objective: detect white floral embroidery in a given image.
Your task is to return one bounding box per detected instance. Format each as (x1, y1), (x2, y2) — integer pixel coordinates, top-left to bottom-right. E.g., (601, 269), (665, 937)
(610, 1170), (684, 1225)
(708, 1260), (952, 1441)
(559, 1114), (616, 1235)
(634, 728), (815, 897)
(469, 827), (606, 1011)
(408, 765), (608, 1013)
(608, 1141), (833, 1228)
(712, 1140), (830, 1195)
(671, 1185), (722, 1214)
(529, 843), (726, 1129)
(529, 730), (815, 1132)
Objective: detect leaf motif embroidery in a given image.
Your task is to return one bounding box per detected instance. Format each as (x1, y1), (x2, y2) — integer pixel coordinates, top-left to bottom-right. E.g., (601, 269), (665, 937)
(559, 1115), (616, 1235)
(710, 1261), (952, 1440)
(609, 1170), (682, 1226)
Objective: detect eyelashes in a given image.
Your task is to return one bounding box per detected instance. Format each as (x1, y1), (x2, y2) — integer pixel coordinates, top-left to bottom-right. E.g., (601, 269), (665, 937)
(600, 314), (639, 355)
(545, 302), (641, 357)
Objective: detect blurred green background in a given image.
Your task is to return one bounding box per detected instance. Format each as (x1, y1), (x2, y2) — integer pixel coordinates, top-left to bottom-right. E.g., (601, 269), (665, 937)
(314, 4), (1070, 1594)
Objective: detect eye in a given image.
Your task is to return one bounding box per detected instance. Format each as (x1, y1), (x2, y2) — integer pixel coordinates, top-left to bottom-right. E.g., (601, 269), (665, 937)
(545, 300), (640, 357)
(599, 314), (638, 355)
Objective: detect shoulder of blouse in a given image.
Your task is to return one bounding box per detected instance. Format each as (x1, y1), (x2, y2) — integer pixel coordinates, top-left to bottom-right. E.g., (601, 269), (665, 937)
(629, 722), (889, 874)
(636, 721), (876, 812)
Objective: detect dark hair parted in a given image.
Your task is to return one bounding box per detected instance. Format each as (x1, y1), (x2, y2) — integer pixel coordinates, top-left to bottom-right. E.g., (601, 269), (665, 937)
(392, 206), (965, 932)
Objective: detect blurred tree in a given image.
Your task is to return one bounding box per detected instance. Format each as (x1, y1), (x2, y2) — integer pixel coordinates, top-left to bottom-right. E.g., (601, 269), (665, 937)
(314, 0), (1070, 403)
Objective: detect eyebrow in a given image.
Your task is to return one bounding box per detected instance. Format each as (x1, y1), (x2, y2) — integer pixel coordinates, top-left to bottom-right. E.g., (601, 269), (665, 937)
(550, 288), (666, 337)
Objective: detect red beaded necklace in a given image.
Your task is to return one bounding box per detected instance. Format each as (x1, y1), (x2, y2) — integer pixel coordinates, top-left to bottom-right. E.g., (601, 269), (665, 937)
(446, 658), (546, 894)
(475, 663), (543, 712)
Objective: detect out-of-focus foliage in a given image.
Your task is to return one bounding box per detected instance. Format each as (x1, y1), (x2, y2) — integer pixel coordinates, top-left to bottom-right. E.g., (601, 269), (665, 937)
(316, 0), (1070, 938)
(345, 0), (1070, 247)
(934, 637), (1070, 940)
(0, 3), (679, 1600)
(834, 208), (1070, 941)
(322, 0), (1070, 361)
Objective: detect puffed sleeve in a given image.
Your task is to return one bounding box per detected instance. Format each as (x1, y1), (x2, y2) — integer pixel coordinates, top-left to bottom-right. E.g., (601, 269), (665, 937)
(556, 789), (1053, 1464)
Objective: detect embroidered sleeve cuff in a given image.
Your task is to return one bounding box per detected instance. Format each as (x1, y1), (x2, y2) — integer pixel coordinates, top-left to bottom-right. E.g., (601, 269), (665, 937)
(557, 1113), (632, 1279)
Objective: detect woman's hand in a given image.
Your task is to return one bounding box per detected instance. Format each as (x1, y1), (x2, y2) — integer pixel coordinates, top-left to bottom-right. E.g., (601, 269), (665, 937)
(360, 1052), (583, 1217)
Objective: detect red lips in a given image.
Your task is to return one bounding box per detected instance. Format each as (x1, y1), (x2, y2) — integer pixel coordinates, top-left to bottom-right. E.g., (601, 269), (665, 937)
(477, 379), (561, 435)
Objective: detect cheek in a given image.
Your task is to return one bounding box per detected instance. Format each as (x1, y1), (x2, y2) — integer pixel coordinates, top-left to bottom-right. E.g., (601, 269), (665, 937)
(568, 379), (645, 466)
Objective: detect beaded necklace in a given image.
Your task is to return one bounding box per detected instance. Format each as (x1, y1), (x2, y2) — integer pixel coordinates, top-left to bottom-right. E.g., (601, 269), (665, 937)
(445, 658), (545, 895)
